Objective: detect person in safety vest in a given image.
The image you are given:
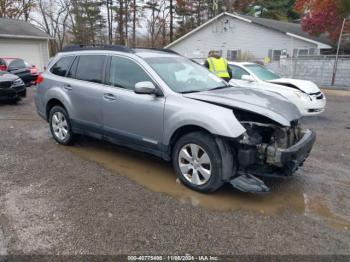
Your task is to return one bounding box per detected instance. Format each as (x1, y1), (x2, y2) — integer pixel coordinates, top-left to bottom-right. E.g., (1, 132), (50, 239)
(204, 50), (232, 82)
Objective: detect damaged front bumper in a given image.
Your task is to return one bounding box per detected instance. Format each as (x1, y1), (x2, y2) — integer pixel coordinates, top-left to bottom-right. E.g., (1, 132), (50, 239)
(230, 128), (315, 193)
(258, 129), (316, 176)
(236, 128), (316, 178)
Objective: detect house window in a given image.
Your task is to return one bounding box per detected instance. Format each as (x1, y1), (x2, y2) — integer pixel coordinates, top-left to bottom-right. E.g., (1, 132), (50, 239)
(227, 50), (241, 61)
(298, 49), (309, 56)
(268, 49), (282, 61)
(293, 48), (319, 57)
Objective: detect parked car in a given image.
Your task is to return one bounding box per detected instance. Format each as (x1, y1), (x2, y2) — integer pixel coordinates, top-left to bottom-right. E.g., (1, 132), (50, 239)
(35, 45), (316, 193)
(0, 58), (38, 86)
(0, 71), (26, 102)
(228, 62), (326, 116)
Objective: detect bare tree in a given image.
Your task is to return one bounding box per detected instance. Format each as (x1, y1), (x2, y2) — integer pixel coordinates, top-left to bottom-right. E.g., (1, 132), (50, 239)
(106, 0), (113, 44)
(0, 0), (35, 20)
(34, 0), (71, 54)
(169, 0), (173, 42)
(144, 0), (170, 47)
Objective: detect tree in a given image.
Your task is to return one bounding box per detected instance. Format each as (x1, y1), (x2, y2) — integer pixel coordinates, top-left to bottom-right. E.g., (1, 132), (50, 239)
(295, 0), (350, 41)
(105, 0), (113, 44)
(70, 0), (105, 44)
(244, 0), (299, 21)
(144, 0), (170, 47)
(0, 0), (35, 20)
(35, 0), (70, 54)
(169, 0), (174, 42)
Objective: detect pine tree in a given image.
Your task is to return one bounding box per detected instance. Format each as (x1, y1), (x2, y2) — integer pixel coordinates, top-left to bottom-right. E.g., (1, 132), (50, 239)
(70, 0), (106, 44)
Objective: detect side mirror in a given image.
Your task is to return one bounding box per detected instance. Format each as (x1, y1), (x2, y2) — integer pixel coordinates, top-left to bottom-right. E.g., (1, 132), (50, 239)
(241, 74), (255, 82)
(134, 81), (156, 95)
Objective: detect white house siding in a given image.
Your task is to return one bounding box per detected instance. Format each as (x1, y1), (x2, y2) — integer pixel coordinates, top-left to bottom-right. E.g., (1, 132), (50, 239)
(169, 15), (317, 62)
(0, 38), (49, 71)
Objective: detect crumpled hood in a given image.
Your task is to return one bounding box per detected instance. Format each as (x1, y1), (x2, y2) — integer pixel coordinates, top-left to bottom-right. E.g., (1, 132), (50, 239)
(268, 78), (320, 94)
(183, 87), (301, 126)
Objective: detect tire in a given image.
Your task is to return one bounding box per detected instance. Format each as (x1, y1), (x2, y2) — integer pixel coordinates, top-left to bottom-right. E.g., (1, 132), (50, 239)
(49, 105), (79, 145)
(172, 131), (226, 193)
(9, 97), (20, 104)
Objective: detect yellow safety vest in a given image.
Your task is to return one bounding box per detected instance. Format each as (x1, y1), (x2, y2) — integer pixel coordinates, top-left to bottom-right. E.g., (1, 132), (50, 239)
(207, 57), (230, 78)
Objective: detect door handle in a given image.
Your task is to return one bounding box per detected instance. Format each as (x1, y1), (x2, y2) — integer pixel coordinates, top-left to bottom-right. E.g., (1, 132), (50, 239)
(103, 93), (117, 101)
(63, 84), (72, 91)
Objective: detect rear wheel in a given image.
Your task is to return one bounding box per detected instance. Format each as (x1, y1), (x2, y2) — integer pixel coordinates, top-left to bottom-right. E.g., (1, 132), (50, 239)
(172, 131), (226, 193)
(49, 105), (79, 145)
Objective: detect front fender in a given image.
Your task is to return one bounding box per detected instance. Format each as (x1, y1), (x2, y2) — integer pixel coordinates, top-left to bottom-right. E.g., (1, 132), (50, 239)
(163, 96), (246, 145)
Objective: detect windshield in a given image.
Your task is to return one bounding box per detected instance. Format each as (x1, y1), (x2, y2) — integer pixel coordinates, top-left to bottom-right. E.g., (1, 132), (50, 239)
(144, 56), (228, 93)
(245, 64), (280, 81)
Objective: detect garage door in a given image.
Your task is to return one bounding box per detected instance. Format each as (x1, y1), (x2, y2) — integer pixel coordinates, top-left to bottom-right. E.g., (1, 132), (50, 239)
(0, 41), (43, 70)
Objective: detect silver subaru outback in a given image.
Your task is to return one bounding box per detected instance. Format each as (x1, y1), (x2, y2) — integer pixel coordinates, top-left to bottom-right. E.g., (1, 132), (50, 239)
(35, 45), (316, 193)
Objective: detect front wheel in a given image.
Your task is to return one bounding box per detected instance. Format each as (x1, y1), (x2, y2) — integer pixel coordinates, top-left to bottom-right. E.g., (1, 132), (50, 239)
(172, 131), (226, 193)
(49, 105), (79, 145)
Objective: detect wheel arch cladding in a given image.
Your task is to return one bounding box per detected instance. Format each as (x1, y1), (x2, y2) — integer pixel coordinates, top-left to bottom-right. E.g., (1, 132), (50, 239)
(46, 99), (67, 121)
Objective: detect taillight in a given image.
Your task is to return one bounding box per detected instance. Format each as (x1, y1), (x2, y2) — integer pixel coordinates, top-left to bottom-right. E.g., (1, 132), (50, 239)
(36, 74), (44, 84)
(0, 65), (7, 71)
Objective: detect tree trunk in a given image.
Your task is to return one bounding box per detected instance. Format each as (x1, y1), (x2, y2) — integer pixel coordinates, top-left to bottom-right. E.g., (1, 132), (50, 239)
(117, 0), (124, 45)
(107, 0), (112, 44)
(169, 0), (173, 42)
(132, 0), (136, 47)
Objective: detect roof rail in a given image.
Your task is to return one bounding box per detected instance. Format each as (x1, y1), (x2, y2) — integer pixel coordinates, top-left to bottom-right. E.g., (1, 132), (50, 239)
(138, 48), (179, 55)
(61, 44), (134, 53)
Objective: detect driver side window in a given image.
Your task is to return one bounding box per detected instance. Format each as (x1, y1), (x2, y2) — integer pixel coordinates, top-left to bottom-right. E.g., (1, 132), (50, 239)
(229, 65), (249, 80)
(108, 56), (153, 91)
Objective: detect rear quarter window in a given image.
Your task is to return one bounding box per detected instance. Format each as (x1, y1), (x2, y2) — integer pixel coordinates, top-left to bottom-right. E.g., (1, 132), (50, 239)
(50, 56), (74, 77)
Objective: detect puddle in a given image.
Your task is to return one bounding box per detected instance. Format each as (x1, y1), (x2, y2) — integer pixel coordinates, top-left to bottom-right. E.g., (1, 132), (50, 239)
(67, 138), (350, 229)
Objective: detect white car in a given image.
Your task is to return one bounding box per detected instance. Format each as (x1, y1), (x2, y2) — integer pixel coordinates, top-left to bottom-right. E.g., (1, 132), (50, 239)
(228, 62), (326, 116)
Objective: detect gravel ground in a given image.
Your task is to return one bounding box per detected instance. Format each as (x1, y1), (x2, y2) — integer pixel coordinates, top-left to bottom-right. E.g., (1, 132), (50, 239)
(0, 87), (349, 255)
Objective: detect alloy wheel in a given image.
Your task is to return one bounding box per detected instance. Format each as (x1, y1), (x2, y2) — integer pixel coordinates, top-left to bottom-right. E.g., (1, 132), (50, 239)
(178, 143), (212, 186)
(51, 111), (69, 141)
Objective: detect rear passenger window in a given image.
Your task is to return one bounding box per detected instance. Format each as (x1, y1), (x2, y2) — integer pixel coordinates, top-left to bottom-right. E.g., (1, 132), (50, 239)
(51, 56), (74, 76)
(108, 56), (153, 90)
(75, 55), (106, 84)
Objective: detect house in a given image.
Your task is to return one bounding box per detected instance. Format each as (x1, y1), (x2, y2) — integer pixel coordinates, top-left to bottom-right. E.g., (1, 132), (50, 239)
(166, 12), (333, 62)
(0, 18), (51, 70)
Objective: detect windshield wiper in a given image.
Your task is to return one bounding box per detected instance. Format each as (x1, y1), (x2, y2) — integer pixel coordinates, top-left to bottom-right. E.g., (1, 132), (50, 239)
(208, 85), (231, 91)
(180, 90), (201, 94)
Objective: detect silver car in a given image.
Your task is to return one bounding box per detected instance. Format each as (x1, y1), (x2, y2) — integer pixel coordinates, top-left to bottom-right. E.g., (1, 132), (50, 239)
(35, 45), (316, 193)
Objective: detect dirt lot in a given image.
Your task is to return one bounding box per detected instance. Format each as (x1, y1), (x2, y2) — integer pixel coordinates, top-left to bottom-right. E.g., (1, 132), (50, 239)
(0, 87), (349, 255)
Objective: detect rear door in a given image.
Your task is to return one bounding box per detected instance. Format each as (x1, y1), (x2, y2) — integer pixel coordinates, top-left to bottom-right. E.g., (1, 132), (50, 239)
(101, 55), (165, 154)
(63, 54), (107, 138)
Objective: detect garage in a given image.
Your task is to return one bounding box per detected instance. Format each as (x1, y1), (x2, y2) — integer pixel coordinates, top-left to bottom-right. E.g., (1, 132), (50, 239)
(0, 18), (51, 71)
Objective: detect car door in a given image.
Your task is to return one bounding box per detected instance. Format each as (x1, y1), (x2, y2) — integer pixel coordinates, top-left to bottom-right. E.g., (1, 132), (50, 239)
(63, 55), (107, 138)
(101, 55), (165, 154)
(228, 65), (254, 88)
